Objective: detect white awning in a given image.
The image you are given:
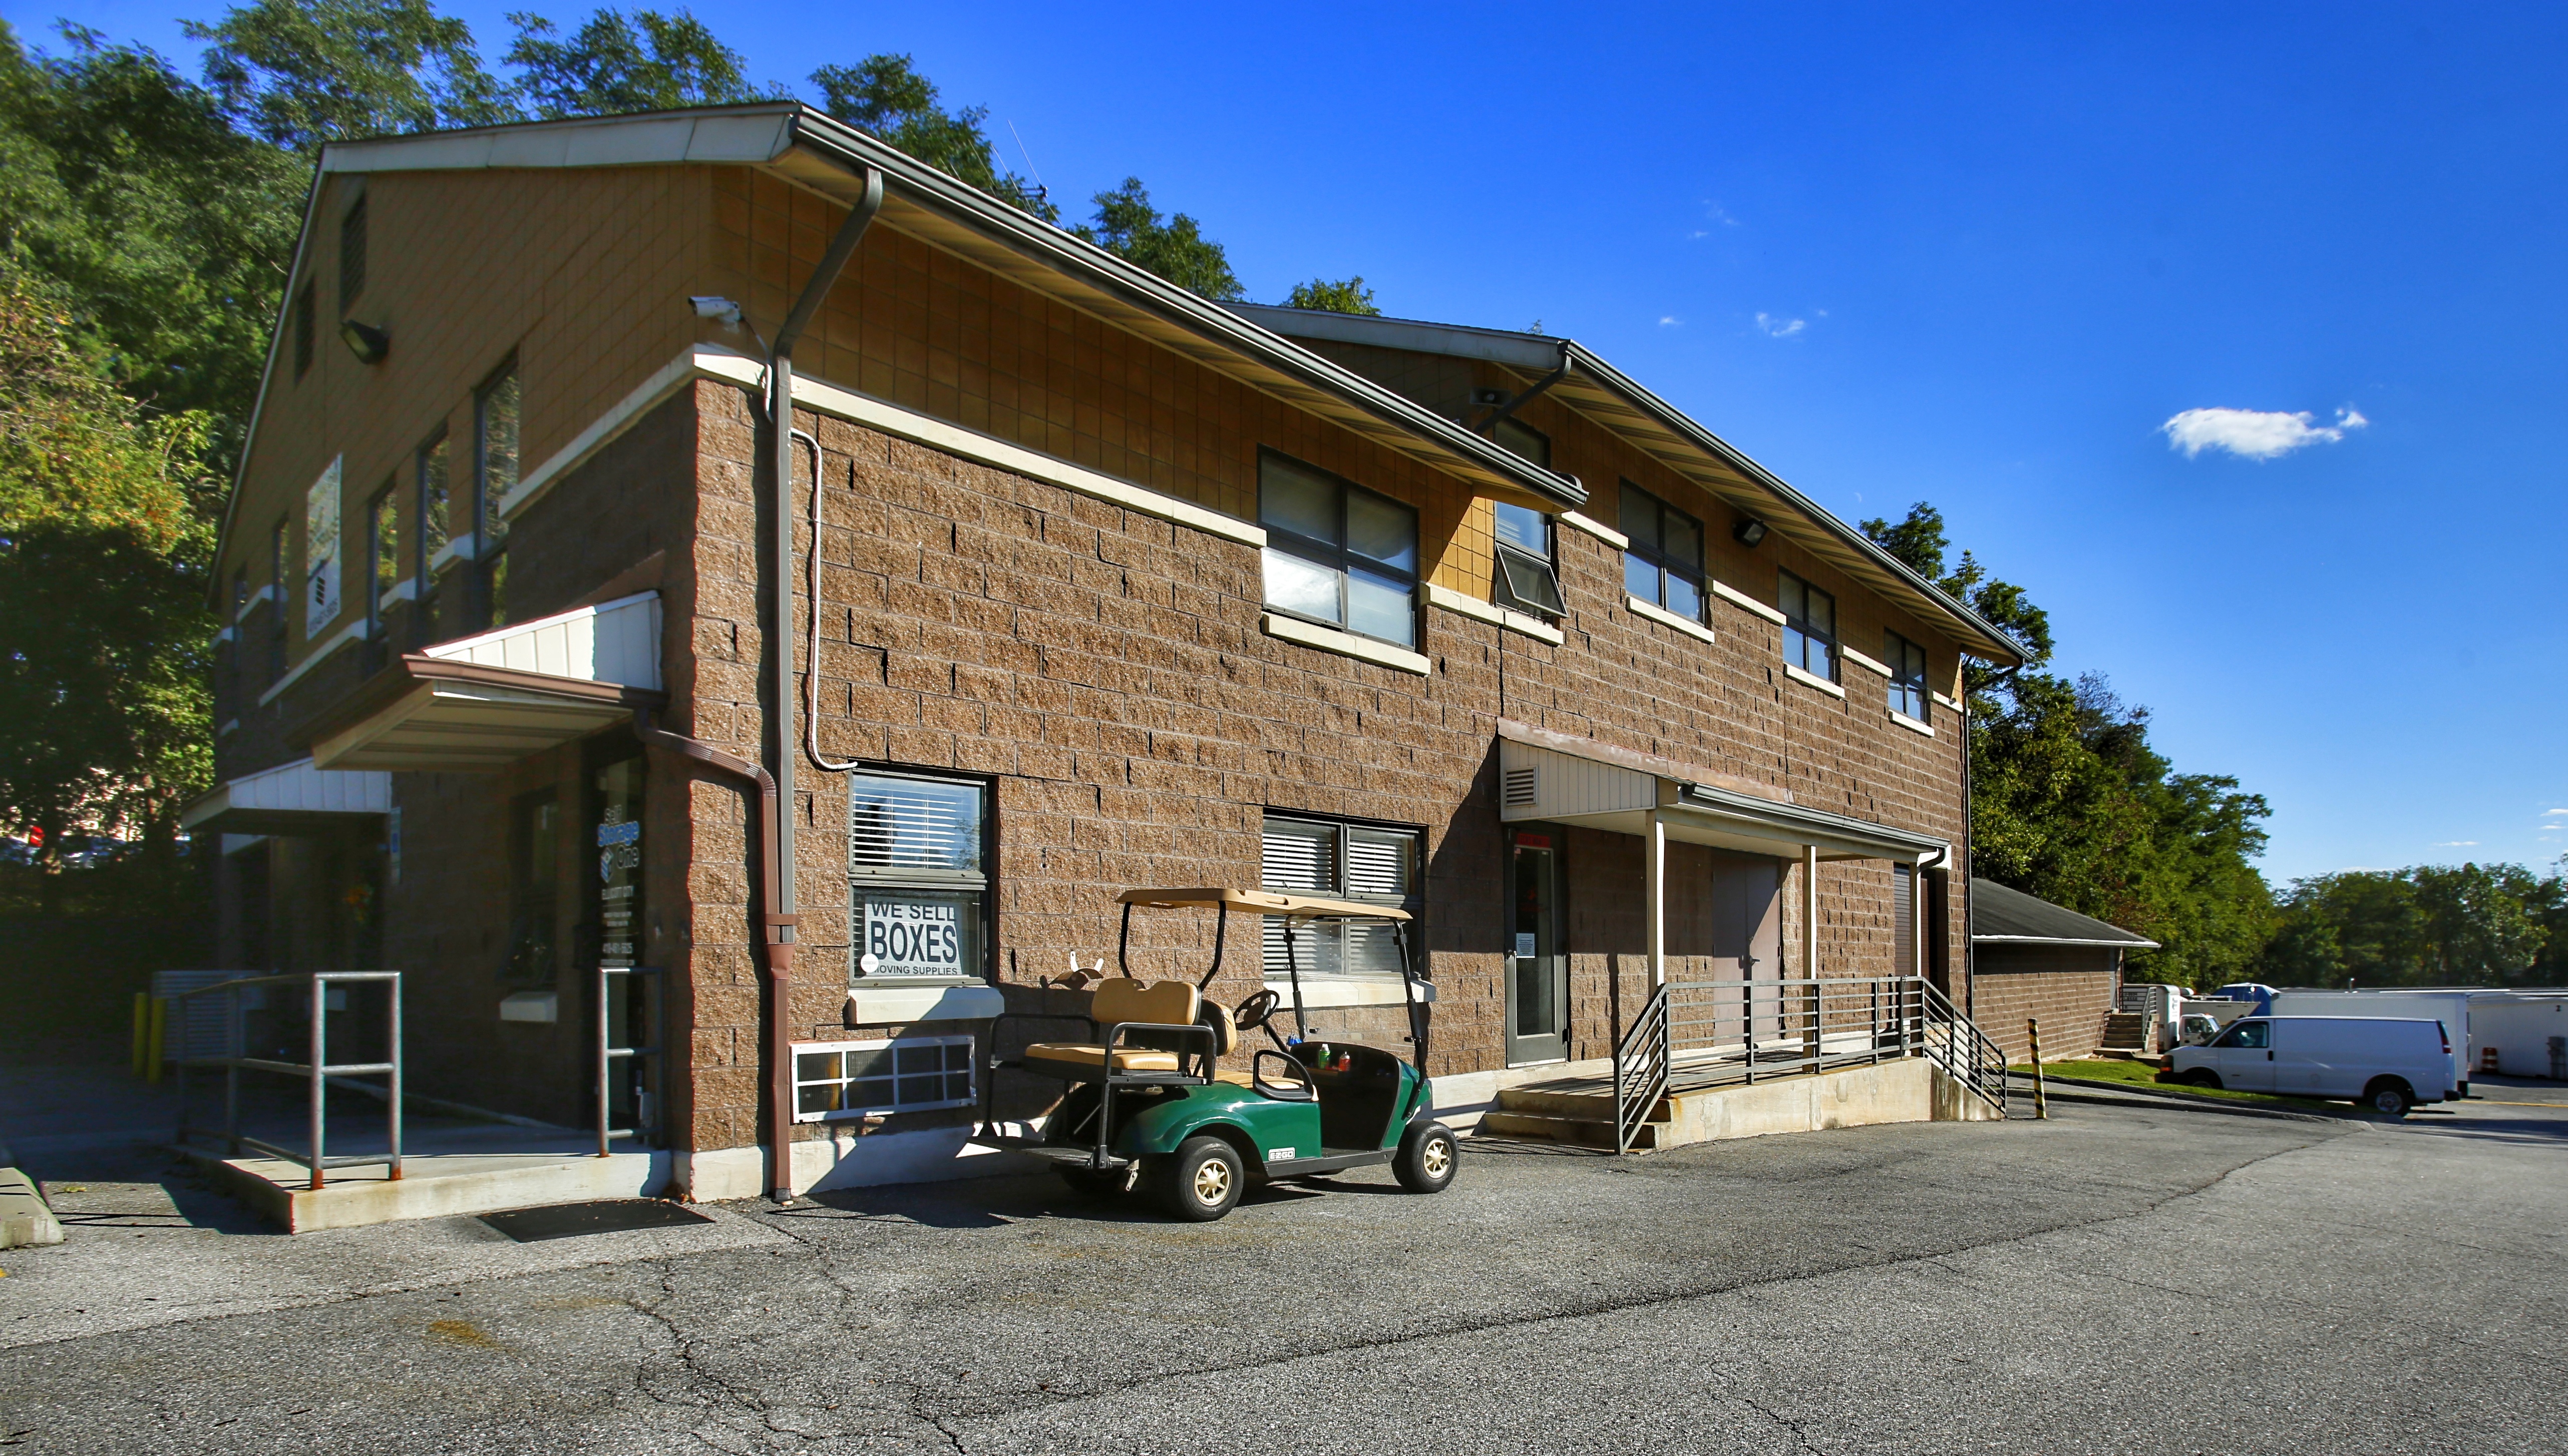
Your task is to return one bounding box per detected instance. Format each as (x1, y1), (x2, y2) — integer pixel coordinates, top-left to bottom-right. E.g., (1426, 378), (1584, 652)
(1495, 721), (1946, 863)
(180, 757), (391, 834)
(307, 593), (665, 771)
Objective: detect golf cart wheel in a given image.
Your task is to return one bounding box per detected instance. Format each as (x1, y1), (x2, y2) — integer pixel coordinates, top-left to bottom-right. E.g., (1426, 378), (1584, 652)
(2365, 1079), (2413, 1117)
(1394, 1121), (1458, 1194)
(1152, 1136), (1243, 1221)
(1055, 1163), (1134, 1200)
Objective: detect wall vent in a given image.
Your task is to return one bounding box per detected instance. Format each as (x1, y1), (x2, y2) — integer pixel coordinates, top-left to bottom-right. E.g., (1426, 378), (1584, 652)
(1502, 766), (1539, 809)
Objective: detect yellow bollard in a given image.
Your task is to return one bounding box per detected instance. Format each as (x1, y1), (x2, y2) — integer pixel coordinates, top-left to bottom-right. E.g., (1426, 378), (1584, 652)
(132, 992), (150, 1077)
(2027, 1017), (2048, 1120)
(146, 996), (167, 1085)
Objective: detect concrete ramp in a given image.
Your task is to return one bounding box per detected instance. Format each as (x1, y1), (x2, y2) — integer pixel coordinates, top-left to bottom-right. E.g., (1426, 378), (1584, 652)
(176, 1146), (673, 1233)
(1478, 1058), (2002, 1151)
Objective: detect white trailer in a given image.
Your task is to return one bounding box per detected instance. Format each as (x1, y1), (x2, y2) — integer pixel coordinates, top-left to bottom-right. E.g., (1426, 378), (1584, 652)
(2272, 990), (2472, 1095)
(2462, 993), (2568, 1080)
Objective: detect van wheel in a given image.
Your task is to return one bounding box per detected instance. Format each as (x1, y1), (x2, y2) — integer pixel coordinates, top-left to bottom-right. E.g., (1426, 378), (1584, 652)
(2181, 1069), (2222, 1089)
(1394, 1121), (1458, 1194)
(1151, 1136), (1243, 1221)
(2365, 1080), (2413, 1117)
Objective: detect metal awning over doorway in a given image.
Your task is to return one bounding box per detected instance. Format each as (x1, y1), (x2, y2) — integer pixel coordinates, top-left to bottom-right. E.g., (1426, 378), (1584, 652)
(1495, 719), (1947, 988)
(180, 757), (393, 836)
(307, 592), (666, 772)
(1495, 720), (1947, 863)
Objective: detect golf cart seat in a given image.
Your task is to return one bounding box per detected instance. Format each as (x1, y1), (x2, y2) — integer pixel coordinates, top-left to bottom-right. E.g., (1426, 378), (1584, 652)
(1020, 978), (1224, 1080)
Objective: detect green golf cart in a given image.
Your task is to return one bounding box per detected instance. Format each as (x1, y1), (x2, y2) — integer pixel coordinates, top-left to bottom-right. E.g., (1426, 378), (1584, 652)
(973, 886), (1458, 1221)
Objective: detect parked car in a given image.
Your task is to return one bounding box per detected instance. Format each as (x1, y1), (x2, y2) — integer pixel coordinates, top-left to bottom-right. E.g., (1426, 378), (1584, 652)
(2169, 1016), (2451, 1115)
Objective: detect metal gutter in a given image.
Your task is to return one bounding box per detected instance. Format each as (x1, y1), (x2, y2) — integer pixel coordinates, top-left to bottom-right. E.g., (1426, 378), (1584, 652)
(1230, 304), (2028, 666)
(773, 110), (1586, 513)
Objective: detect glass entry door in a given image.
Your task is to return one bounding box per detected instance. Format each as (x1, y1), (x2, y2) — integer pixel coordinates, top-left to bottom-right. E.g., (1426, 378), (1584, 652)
(1507, 830), (1568, 1064)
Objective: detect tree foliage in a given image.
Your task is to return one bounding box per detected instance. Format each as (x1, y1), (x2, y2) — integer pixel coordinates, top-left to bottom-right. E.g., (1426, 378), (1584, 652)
(0, 23), (301, 455)
(507, 7), (767, 119)
(809, 54), (1053, 221)
(2262, 864), (2559, 986)
(185, 0), (514, 152)
(1285, 275), (1379, 314)
(1862, 502), (2272, 984)
(1074, 177), (1243, 301)
(0, 258), (217, 856)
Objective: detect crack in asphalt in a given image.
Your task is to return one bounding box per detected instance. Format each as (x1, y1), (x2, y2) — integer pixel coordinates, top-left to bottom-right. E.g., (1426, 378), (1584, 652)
(861, 1125), (2347, 1450)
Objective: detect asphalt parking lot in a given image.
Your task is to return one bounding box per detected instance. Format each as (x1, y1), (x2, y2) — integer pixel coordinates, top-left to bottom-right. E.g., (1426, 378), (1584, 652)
(4, 1084), (2564, 1455)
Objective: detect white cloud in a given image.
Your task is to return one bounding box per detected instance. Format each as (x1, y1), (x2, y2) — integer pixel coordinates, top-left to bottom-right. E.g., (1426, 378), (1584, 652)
(1755, 312), (1805, 338)
(1659, 315), (1682, 327)
(2543, 808), (2568, 817)
(2432, 841), (2479, 848)
(2161, 405), (2367, 460)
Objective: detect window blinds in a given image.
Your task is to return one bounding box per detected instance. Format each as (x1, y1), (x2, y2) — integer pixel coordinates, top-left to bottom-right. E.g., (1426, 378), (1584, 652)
(848, 775), (985, 878)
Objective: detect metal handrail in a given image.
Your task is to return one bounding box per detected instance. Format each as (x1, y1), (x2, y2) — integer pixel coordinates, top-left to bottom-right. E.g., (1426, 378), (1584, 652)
(1610, 975), (2008, 1150)
(171, 971), (402, 1191)
(596, 964), (665, 1156)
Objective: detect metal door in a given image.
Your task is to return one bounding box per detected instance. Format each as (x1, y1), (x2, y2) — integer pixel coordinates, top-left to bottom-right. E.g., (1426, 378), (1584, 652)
(1505, 830), (1567, 1065)
(1711, 854), (1784, 1055)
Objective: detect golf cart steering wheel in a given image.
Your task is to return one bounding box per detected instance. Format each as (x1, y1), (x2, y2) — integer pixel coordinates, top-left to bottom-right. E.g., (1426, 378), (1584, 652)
(1232, 989), (1281, 1030)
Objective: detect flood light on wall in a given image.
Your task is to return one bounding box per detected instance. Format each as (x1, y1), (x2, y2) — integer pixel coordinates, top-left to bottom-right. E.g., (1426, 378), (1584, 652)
(339, 319), (390, 364)
(1732, 517), (1769, 547)
(690, 295), (745, 326)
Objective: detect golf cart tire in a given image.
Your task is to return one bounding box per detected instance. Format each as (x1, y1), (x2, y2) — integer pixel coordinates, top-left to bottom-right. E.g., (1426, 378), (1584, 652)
(1056, 1163), (1134, 1200)
(1153, 1135), (1244, 1221)
(1394, 1120), (1458, 1194)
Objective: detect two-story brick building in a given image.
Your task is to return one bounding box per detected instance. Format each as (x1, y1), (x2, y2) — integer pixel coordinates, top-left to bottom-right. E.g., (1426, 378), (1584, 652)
(184, 103), (2026, 1204)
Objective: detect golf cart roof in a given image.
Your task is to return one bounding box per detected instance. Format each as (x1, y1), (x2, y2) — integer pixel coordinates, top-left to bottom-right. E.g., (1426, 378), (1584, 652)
(1118, 887), (1412, 921)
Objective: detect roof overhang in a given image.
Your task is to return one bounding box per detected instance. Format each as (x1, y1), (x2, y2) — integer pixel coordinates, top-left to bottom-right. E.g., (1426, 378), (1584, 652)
(1230, 305), (2028, 666)
(179, 757), (392, 836)
(306, 592), (665, 771)
(1495, 720), (1946, 863)
(219, 105), (1583, 564)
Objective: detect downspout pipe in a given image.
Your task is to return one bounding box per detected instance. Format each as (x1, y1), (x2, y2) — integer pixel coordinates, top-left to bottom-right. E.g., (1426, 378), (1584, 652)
(1474, 348), (1571, 434)
(760, 163), (884, 1203)
(630, 709), (794, 1196)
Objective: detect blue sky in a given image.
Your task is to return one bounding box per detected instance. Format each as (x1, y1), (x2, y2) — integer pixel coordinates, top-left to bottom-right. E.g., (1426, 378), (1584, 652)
(17, 1), (2566, 882)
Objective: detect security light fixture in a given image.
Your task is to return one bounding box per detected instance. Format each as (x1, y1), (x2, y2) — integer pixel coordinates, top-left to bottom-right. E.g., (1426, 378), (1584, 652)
(690, 295), (745, 326)
(1732, 517), (1769, 548)
(339, 318), (391, 364)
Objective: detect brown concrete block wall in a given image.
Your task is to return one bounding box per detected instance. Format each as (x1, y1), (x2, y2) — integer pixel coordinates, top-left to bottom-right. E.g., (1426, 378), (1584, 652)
(1972, 944), (2122, 1063)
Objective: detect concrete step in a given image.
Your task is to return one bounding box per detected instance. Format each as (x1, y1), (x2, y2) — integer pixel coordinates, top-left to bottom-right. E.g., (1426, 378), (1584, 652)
(1477, 1110), (1662, 1150)
(1494, 1084), (1663, 1120)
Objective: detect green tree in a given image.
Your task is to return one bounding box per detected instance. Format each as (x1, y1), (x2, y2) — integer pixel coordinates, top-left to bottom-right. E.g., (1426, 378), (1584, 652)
(1074, 177), (1242, 300)
(2262, 864), (2553, 986)
(809, 54), (1054, 221)
(0, 23), (302, 460)
(185, 0), (514, 153)
(506, 7), (767, 119)
(1864, 502), (2272, 983)
(0, 259), (217, 864)
(1284, 275), (1379, 314)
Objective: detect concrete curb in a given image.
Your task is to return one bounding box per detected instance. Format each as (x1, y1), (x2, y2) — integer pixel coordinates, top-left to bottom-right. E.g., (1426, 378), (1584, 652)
(2032, 1072), (2368, 1117)
(2019, 1083), (2348, 1125)
(1, 1165), (66, 1248)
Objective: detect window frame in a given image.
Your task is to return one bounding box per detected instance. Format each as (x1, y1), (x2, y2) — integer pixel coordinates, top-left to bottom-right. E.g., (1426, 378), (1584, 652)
(1778, 569), (1839, 682)
(793, 1036), (977, 1123)
(1886, 630), (1929, 723)
(1618, 481), (1706, 622)
(291, 281), (315, 380)
(1490, 494), (1566, 620)
(414, 432), (450, 639)
(1257, 448), (1420, 650)
(366, 480), (400, 629)
(339, 196), (367, 311)
(1259, 810), (1425, 983)
(473, 361), (520, 628)
(845, 768), (995, 986)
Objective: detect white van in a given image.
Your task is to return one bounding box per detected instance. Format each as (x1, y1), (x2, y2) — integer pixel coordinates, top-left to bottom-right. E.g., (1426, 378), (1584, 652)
(2169, 1016), (2451, 1115)
(2272, 990), (2473, 1097)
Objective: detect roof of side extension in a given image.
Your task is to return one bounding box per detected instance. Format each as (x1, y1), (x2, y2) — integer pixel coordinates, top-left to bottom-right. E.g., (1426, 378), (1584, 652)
(1970, 878), (2158, 948)
(1229, 304), (2030, 665)
(216, 104), (1588, 584)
